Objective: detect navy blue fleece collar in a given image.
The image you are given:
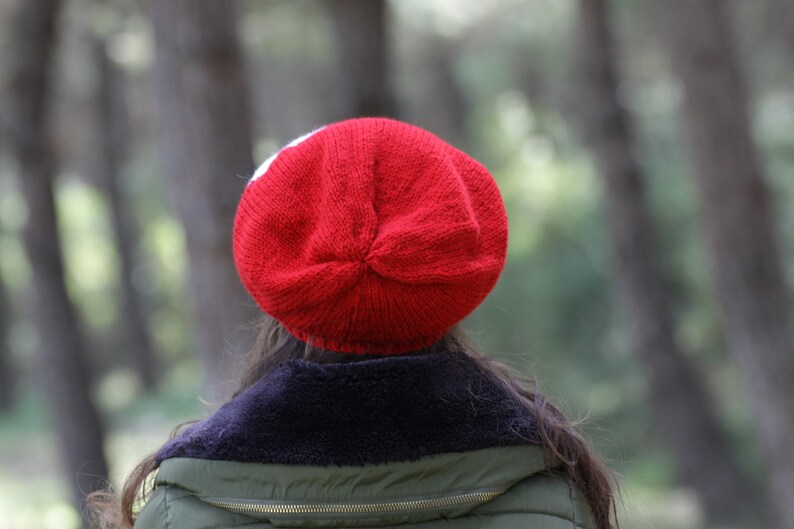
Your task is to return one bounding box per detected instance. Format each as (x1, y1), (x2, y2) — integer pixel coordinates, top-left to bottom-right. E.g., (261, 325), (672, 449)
(157, 351), (541, 466)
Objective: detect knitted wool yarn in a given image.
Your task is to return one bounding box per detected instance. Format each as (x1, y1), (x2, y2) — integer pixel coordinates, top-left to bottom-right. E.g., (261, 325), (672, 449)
(233, 118), (508, 354)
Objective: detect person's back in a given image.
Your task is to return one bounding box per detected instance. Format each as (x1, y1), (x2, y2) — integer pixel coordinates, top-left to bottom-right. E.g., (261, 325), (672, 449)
(90, 118), (616, 529)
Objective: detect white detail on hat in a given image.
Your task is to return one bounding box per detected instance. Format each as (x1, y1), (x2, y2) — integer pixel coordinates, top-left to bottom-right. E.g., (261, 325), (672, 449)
(250, 126), (326, 184)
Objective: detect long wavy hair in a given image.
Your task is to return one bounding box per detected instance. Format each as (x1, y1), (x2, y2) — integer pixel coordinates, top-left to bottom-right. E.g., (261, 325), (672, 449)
(88, 317), (618, 529)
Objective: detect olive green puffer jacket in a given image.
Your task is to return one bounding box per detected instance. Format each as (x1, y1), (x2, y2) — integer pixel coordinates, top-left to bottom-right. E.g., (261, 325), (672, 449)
(134, 352), (597, 529)
(135, 445), (595, 529)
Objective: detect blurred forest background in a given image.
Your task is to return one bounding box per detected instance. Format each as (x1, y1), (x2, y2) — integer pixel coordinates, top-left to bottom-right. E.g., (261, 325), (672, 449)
(1, 0), (794, 528)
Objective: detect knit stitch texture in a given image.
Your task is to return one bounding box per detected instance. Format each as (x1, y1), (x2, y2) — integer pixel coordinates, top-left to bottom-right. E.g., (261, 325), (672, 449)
(233, 118), (508, 354)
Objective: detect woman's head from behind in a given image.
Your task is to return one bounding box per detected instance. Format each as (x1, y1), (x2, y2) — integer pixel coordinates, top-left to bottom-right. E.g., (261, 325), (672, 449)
(233, 118), (508, 356)
(89, 118), (616, 529)
(234, 118), (616, 527)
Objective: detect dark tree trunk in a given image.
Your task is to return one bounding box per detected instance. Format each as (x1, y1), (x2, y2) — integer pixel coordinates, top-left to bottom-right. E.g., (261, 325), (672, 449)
(330, 0), (395, 117)
(3, 0), (109, 521)
(659, 0), (794, 526)
(422, 35), (468, 148)
(763, 0), (794, 56)
(92, 34), (159, 391)
(575, 0), (762, 523)
(148, 0), (256, 400)
(0, 276), (14, 411)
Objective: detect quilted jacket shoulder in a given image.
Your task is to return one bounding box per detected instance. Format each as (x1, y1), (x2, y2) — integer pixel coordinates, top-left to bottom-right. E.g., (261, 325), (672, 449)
(134, 352), (598, 529)
(134, 445), (596, 529)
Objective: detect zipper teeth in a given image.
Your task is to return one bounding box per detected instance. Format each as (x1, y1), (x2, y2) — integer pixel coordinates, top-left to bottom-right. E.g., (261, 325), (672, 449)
(203, 489), (503, 515)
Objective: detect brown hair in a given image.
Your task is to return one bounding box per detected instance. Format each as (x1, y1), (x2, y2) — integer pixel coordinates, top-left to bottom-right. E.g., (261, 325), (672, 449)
(88, 317), (618, 529)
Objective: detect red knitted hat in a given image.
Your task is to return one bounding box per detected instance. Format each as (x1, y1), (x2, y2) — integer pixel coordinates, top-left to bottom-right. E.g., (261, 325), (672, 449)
(233, 118), (508, 354)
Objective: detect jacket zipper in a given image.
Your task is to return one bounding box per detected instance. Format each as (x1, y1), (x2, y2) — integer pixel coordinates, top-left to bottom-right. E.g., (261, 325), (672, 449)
(202, 488), (504, 516)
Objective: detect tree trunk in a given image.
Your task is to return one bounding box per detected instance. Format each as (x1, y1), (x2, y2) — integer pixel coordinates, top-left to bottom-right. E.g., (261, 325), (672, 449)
(0, 276), (14, 411)
(148, 0), (256, 400)
(575, 1), (763, 522)
(421, 35), (468, 149)
(762, 0), (794, 56)
(658, 1), (794, 526)
(329, 0), (395, 117)
(3, 0), (109, 521)
(91, 34), (159, 391)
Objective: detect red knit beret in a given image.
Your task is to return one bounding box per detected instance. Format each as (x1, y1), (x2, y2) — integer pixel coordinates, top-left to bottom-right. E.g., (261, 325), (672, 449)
(233, 118), (508, 354)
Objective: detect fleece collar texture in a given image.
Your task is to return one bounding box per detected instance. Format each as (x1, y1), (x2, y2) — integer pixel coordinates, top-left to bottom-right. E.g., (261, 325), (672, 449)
(157, 351), (541, 466)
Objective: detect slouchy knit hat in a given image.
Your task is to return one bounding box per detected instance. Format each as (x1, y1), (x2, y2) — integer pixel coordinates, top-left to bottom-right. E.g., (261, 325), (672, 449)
(233, 118), (508, 354)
